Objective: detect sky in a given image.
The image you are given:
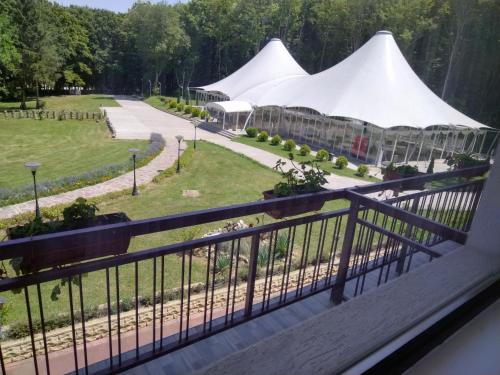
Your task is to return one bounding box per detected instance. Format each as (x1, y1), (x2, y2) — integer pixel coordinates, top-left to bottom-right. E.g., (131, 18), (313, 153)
(54, 0), (186, 13)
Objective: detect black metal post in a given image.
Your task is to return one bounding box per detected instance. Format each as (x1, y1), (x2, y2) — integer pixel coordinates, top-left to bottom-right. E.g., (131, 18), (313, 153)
(194, 126), (197, 149)
(132, 154), (139, 196)
(244, 233), (260, 318)
(32, 171), (41, 219)
(176, 141), (181, 173)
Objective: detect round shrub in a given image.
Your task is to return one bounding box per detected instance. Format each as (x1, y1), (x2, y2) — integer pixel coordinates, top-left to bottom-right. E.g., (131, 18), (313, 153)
(200, 110), (209, 119)
(176, 103), (185, 112)
(335, 155), (349, 169)
(246, 127), (258, 138)
(357, 164), (369, 177)
(270, 134), (282, 146)
(191, 107), (201, 117)
(184, 105), (192, 115)
(257, 131), (269, 142)
(316, 149), (329, 161)
(283, 139), (296, 152)
(299, 144), (311, 156)
(168, 99), (177, 109)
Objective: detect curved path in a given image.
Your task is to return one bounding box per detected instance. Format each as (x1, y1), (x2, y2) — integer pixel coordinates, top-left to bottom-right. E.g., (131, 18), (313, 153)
(109, 96), (370, 190)
(0, 96), (370, 220)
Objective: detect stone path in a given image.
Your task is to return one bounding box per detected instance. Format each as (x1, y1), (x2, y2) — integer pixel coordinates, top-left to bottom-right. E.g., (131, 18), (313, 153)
(0, 141), (185, 220)
(109, 96), (371, 191)
(0, 96), (370, 220)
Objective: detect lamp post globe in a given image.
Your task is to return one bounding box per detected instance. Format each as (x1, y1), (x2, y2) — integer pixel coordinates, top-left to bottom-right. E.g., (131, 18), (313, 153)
(25, 162), (41, 219)
(128, 148), (140, 196)
(175, 135), (183, 173)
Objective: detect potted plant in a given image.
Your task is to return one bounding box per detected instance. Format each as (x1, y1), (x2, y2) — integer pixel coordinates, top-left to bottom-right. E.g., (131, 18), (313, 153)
(382, 162), (425, 190)
(262, 155), (330, 219)
(7, 198), (131, 274)
(446, 153), (489, 178)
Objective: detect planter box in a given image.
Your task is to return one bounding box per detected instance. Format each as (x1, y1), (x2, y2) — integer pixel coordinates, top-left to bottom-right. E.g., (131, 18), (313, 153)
(262, 189), (326, 219)
(383, 170), (426, 190)
(8, 213), (131, 273)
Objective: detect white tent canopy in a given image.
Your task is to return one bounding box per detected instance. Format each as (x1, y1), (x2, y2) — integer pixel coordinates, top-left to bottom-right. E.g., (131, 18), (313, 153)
(236, 31), (489, 130)
(197, 38), (309, 100)
(206, 101), (252, 113)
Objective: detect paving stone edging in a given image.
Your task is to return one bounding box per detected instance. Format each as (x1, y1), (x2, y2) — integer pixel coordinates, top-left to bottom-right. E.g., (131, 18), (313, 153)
(2, 263), (333, 363)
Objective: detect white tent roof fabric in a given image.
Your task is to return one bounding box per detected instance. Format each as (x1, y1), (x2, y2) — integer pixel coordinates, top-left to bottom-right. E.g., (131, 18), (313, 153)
(206, 100), (252, 113)
(200, 32), (489, 130)
(198, 38), (308, 100)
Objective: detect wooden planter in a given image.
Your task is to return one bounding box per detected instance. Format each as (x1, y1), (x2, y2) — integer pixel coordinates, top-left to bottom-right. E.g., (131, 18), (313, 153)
(383, 170), (426, 191)
(8, 213), (131, 273)
(262, 189), (327, 219)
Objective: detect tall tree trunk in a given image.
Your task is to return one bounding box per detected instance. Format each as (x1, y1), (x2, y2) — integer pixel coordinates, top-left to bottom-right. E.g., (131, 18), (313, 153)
(35, 81), (40, 109)
(20, 80), (27, 110)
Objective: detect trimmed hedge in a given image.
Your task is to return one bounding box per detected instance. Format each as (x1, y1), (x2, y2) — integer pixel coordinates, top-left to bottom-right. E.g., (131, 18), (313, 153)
(191, 107), (201, 117)
(168, 99), (177, 109)
(315, 149), (329, 161)
(335, 155), (349, 169)
(200, 110), (209, 119)
(283, 139), (296, 151)
(299, 144), (311, 156)
(176, 103), (184, 112)
(270, 134), (282, 146)
(257, 131), (269, 142)
(184, 105), (192, 114)
(357, 164), (369, 177)
(246, 127), (258, 138)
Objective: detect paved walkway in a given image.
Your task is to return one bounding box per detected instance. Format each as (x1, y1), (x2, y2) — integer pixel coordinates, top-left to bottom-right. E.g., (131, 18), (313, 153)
(0, 96), (370, 220)
(0, 142), (184, 220)
(109, 96), (370, 191)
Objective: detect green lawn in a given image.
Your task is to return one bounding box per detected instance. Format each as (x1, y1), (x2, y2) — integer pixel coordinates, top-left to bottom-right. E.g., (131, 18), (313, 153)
(0, 119), (147, 189)
(0, 141), (350, 333)
(233, 135), (380, 182)
(0, 94), (119, 112)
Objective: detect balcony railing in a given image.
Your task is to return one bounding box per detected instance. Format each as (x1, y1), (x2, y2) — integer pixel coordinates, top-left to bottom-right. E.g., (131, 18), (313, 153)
(0, 165), (489, 375)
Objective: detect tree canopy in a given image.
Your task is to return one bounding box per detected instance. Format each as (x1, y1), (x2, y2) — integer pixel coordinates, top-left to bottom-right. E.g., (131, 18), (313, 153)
(0, 0), (498, 129)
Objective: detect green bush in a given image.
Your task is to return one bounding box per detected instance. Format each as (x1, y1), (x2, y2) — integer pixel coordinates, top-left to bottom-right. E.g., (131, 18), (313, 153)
(176, 103), (184, 112)
(184, 105), (192, 114)
(335, 155), (349, 169)
(427, 157), (435, 174)
(283, 139), (296, 151)
(257, 131), (269, 142)
(200, 110), (209, 119)
(315, 149), (329, 161)
(270, 134), (282, 146)
(191, 107), (201, 117)
(168, 99), (177, 109)
(246, 127), (258, 138)
(299, 144), (311, 156)
(357, 164), (369, 177)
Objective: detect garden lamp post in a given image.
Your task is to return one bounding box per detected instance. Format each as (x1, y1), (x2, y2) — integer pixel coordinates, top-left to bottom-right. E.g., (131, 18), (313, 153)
(129, 148), (140, 196)
(175, 135), (183, 173)
(141, 78), (144, 97)
(25, 162), (41, 219)
(148, 80), (152, 97)
(194, 124), (198, 149)
(158, 82), (162, 96)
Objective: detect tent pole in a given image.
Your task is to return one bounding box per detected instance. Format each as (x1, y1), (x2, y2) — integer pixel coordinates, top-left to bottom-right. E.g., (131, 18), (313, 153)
(365, 125), (373, 162)
(428, 132), (437, 162)
(376, 129), (385, 167)
(356, 126), (363, 160)
(222, 112), (226, 130)
(300, 114), (305, 142)
(340, 123), (347, 154)
(478, 130), (487, 156)
(390, 134), (399, 162)
(312, 117), (318, 146)
(451, 131), (460, 157)
(416, 130), (425, 164)
(440, 132), (449, 159)
(268, 107), (272, 132)
(242, 109), (254, 131)
(236, 112), (240, 131)
(469, 132), (478, 153)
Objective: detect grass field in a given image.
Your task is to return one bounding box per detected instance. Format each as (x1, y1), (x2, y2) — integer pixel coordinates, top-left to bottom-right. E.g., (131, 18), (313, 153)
(0, 94), (119, 112)
(233, 135), (380, 182)
(0, 119), (148, 189)
(0, 141), (349, 331)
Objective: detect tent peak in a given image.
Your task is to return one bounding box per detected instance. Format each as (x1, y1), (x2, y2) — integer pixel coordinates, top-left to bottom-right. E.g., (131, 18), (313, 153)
(376, 30), (393, 36)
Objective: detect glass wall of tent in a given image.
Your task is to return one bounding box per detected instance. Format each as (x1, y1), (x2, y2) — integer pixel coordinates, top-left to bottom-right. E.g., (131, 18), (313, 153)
(194, 90), (229, 106)
(247, 107), (498, 168)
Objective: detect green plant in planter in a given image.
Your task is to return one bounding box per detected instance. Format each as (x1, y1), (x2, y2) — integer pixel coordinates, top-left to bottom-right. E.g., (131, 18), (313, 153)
(62, 197), (98, 229)
(273, 155), (330, 197)
(316, 149), (329, 161)
(283, 139), (296, 151)
(257, 131), (269, 142)
(335, 155), (348, 169)
(357, 164), (369, 177)
(270, 134), (282, 146)
(246, 127), (258, 138)
(446, 153), (488, 169)
(395, 164), (419, 177)
(299, 144), (311, 156)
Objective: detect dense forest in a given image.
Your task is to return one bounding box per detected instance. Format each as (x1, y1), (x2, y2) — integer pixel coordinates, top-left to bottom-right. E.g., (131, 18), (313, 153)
(0, 0), (499, 128)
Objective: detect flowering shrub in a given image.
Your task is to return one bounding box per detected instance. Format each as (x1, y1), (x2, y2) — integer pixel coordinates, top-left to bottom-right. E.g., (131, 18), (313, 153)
(0, 133), (165, 207)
